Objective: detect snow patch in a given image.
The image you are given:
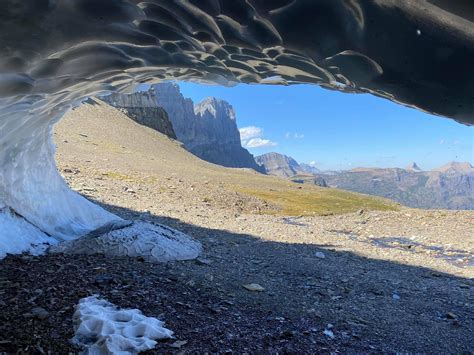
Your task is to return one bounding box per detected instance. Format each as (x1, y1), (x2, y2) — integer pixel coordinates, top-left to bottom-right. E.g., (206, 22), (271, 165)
(49, 221), (202, 262)
(0, 208), (58, 259)
(73, 296), (173, 354)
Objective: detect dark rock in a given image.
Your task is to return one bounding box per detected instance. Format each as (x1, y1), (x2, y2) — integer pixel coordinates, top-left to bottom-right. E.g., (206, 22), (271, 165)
(101, 92), (177, 139)
(28, 307), (50, 320)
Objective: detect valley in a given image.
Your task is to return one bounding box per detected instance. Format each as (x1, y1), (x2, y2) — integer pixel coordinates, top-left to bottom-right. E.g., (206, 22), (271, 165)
(256, 153), (474, 210)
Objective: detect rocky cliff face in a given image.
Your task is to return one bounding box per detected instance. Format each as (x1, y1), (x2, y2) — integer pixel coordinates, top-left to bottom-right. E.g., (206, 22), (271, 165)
(103, 83), (263, 172)
(255, 152), (305, 177)
(102, 91), (176, 139)
(152, 83), (264, 172)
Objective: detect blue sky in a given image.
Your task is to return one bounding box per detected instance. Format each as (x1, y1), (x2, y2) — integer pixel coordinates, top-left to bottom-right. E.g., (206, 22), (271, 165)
(176, 82), (472, 171)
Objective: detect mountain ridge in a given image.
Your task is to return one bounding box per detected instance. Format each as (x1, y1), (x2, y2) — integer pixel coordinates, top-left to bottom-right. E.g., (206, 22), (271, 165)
(104, 83), (264, 173)
(256, 152), (473, 210)
(255, 152), (306, 177)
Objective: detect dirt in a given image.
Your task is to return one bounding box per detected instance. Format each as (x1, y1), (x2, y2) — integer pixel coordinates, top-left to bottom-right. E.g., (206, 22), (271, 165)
(0, 101), (472, 353)
(1, 211), (472, 353)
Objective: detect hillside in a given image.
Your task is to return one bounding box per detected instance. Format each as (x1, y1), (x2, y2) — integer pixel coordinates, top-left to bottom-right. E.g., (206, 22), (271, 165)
(54, 99), (397, 217)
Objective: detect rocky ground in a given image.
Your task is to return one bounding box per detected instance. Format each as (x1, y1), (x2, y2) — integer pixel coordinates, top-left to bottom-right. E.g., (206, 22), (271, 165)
(0, 102), (472, 353)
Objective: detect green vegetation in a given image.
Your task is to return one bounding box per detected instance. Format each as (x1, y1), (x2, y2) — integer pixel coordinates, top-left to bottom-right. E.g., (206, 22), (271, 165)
(235, 185), (399, 216)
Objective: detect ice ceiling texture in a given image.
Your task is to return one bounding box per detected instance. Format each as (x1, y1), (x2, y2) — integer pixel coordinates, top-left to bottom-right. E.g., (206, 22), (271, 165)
(0, 1), (473, 248)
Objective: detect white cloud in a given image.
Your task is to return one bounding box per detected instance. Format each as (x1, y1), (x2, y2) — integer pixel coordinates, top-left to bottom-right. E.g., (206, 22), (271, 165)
(244, 138), (278, 148)
(309, 161), (317, 166)
(239, 126), (277, 149)
(285, 132), (304, 139)
(239, 126), (262, 140)
(439, 139), (445, 145)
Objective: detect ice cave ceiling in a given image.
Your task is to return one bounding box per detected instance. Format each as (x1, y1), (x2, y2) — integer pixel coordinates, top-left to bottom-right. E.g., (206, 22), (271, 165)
(0, 0), (473, 124)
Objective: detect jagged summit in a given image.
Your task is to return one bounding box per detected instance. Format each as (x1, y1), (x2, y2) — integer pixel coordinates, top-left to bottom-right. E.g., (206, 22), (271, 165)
(194, 97), (236, 121)
(104, 83), (263, 173)
(151, 82), (180, 95)
(406, 162), (422, 172)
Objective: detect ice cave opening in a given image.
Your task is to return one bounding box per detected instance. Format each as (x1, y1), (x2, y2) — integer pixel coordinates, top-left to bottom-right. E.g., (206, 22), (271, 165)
(0, 0), (472, 259)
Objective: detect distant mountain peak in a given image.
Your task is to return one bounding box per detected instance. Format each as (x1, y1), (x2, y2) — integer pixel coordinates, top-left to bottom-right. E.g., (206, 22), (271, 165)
(406, 162), (422, 172)
(255, 152), (304, 178)
(433, 161), (474, 173)
(300, 162), (321, 174)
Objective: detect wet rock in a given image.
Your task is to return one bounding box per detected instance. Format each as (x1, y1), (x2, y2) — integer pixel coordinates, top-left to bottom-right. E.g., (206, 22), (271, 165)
(26, 307), (50, 320)
(242, 283), (265, 292)
(170, 340), (188, 348)
(446, 312), (457, 320)
(315, 252), (326, 259)
(323, 329), (335, 339)
(94, 274), (114, 285)
(195, 258), (212, 266)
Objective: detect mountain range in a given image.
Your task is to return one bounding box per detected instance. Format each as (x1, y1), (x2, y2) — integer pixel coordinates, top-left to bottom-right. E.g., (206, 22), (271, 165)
(103, 85), (472, 211)
(256, 152), (474, 210)
(104, 84), (263, 173)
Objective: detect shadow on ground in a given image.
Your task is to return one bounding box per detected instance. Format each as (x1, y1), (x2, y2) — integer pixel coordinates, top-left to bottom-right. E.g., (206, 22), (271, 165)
(0, 202), (472, 353)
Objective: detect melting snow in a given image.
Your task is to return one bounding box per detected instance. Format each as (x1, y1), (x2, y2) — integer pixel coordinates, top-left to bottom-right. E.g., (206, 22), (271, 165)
(73, 296), (173, 354)
(0, 208), (57, 258)
(49, 221), (202, 262)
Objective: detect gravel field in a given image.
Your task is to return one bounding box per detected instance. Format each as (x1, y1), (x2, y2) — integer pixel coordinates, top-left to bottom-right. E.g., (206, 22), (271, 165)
(1, 101), (472, 353)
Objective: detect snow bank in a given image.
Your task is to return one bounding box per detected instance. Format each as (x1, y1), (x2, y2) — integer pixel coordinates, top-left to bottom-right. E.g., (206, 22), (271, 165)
(73, 296), (173, 354)
(0, 208), (58, 258)
(0, 99), (124, 242)
(49, 221), (202, 262)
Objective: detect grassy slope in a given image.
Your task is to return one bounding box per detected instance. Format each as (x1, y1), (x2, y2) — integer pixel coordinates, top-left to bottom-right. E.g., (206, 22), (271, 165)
(55, 99), (399, 216)
(235, 186), (396, 216)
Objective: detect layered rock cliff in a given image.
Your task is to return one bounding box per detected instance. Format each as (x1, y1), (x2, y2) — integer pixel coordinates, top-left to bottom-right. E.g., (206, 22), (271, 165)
(102, 91), (176, 139)
(105, 83), (263, 172)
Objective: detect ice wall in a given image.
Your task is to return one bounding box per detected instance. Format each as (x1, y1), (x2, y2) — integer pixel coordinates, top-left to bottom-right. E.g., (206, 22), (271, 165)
(0, 0), (473, 252)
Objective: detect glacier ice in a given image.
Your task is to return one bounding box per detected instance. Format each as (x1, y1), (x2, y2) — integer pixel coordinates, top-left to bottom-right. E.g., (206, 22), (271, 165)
(0, 0), (473, 257)
(73, 295), (173, 354)
(50, 221), (202, 262)
(0, 207), (57, 258)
